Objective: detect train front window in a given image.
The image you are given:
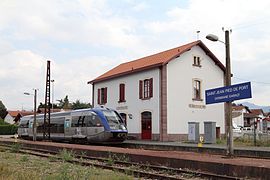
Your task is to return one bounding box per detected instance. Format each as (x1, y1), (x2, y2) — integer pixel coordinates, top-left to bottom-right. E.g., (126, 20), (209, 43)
(102, 110), (123, 129)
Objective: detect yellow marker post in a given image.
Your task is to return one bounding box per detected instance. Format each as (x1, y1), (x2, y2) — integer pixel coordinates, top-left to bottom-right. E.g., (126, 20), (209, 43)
(14, 134), (18, 143)
(198, 136), (204, 147)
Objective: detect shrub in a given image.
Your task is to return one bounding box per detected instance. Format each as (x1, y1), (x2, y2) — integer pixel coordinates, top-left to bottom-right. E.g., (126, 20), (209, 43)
(0, 119), (9, 125)
(0, 125), (18, 135)
(58, 149), (74, 162)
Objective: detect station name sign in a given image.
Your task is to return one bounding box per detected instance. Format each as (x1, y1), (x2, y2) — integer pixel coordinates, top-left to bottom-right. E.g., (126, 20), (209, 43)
(205, 82), (252, 105)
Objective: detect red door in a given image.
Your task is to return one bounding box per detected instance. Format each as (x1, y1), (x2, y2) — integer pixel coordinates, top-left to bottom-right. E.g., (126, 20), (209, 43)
(141, 112), (152, 140)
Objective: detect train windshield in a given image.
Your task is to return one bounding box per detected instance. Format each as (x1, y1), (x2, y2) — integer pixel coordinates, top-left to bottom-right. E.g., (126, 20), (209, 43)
(19, 117), (30, 128)
(102, 110), (124, 129)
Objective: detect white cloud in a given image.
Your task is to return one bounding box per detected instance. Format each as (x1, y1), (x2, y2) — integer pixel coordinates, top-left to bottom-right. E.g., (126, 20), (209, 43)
(1, 0), (270, 110)
(0, 50), (46, 110)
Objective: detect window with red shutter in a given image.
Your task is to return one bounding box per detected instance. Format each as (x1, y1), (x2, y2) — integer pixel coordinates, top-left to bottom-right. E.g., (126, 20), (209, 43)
(98, 87), (108, 105)
(139, 78), (153, 100)
(192, 80), (202, 101)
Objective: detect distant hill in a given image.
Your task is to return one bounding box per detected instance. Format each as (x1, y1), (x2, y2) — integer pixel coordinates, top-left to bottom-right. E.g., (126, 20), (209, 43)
(241, 102), (270, 113)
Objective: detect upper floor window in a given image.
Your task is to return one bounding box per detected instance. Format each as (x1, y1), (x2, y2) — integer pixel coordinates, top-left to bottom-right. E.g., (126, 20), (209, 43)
(98, 87), (107, 105)
(139, 78), (153, 99)
(119, 83), (126, 103)
(193, 56), (201, 67)
(193, 79), (202, 101)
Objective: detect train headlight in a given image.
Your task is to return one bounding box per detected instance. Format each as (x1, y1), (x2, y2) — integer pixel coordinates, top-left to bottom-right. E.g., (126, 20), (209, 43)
(120, 125), (126, 130)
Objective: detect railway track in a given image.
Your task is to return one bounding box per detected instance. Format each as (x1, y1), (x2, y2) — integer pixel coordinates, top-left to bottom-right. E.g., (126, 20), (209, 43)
(0, 143), (240, 180)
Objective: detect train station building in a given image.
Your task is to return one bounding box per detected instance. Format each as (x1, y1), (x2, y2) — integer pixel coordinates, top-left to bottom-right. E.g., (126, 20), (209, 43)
(88, 40), (225, 141)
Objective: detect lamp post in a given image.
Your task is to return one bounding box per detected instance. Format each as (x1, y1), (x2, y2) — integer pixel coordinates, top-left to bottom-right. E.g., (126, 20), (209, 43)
(206, 30), (233, 156)
(24, 89), (37, 141)
(51, 79), (55, 112)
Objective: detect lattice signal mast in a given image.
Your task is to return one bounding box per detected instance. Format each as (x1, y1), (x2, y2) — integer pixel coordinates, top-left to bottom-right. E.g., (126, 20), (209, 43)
(43, 60), (51, 140)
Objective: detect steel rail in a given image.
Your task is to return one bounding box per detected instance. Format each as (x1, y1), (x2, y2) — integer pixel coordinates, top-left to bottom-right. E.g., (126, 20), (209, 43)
(0, 143), (240, 180)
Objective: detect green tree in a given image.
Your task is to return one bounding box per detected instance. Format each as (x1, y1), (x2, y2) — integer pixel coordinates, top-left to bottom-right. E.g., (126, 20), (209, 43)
(63, 95), (71, 109)
(71, 100), (92, 110)
(38, 102), (59, 109)
(55, 95), (71, 109)
(0, 100), (7, 119)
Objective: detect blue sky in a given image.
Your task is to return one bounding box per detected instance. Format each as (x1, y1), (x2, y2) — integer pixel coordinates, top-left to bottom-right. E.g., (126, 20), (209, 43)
(0, 0), (270, 110)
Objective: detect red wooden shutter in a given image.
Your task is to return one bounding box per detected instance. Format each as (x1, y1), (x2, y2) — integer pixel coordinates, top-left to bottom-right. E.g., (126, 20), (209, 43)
(149, 78), (153, 98)
(123, 84), (125, 101)
(120, 84), (125, 102)
(119, 84), (121, 102)
(119, 84), (125, 102)
(139, 80), (143, 99)
(104, 87), (107, 104)
(98, 89), (101, 105)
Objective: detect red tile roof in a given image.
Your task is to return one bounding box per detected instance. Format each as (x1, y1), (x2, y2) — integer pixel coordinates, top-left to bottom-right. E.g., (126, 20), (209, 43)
(232, 106), (245, 111)
(250, 109), (264, 116)
(232, 105), (250, 112)
(7, 110), (34, 117)
(88, 40), (225, 84)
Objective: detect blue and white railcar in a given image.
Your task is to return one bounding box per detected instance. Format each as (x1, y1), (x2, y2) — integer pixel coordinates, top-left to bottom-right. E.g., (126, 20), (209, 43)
(18, 107), (128, 143)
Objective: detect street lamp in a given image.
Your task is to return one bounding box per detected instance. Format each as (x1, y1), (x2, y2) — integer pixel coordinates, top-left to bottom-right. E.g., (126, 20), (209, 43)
(51, 79), (55, 112)
(24, 89), (38, 141)
(206, 30), (233, 156)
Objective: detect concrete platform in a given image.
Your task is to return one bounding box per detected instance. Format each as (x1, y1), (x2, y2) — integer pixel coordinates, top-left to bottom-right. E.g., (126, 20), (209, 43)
(122, 140), (270, 158)
(0, 138), (269, 179)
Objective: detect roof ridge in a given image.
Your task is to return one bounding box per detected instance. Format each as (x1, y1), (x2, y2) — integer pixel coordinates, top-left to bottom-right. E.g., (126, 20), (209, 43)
(88, 40), (225, 84)
(120, 40), (200, 65)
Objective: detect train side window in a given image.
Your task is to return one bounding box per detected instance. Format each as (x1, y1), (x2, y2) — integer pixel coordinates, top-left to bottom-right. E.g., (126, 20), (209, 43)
(84, 115), (102, 127)
(71, 116), (79, 127)
(71, 116), (85, 127)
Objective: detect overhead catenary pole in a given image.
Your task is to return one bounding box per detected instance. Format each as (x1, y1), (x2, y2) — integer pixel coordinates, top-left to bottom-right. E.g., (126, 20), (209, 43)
(225, 30), (233, 156)
(43, 60), (51, 140)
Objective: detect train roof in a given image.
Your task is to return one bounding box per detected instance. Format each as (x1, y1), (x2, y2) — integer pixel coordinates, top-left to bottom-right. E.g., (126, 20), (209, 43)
(21, 107), (116, 121)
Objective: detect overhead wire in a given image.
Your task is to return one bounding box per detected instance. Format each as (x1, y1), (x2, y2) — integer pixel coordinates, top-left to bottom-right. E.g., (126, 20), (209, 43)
(231, 17), (270, 31)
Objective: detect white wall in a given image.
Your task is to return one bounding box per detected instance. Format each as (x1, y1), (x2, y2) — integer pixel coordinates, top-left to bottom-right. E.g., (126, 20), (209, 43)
(233, 114), (244, 127)
(4, 114), (14, 124)
(167, 46), (225, 134)
(93, 68), (160, 134)
(233, 108), (248, 128)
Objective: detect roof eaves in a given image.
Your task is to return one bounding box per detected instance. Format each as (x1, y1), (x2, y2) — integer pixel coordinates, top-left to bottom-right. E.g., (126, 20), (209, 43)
(88, 63), (163, 84)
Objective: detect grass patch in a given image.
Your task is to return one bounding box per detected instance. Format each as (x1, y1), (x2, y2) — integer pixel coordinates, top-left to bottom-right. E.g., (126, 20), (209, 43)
(0, 149), (132, 180)
(58, 148), (74, 162)
(234, 138), (270, 147)
(10, 143), (21, 153)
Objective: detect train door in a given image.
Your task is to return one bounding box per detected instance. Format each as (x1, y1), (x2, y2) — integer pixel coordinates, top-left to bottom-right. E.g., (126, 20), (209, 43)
(73, 116), (87, 138)
(64, 118), (71, 139)
(120, 113), (127, 127)
(141, 111), (152, 140)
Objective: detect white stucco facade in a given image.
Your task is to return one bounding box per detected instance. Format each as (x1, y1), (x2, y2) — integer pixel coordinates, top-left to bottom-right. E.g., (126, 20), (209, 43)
(91, 42), (225, 141)
(167, 46), (225, 134)
(4, 114), (14, 124)
(232, 108), (249, 128)
(93, 68), (160, 136)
